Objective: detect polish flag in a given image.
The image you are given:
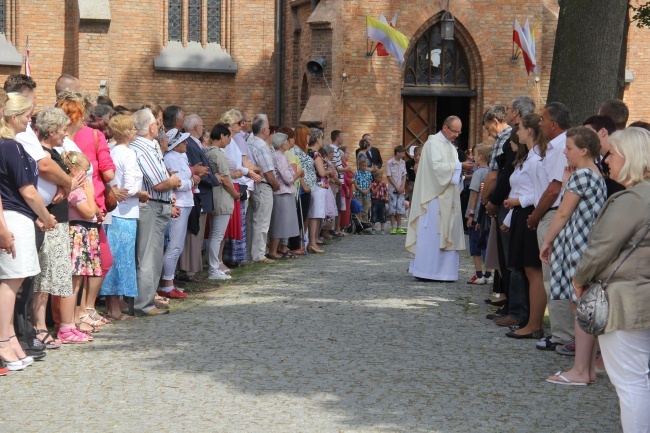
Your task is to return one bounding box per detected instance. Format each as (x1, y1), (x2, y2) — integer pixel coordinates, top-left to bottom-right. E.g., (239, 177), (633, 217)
(377, 11), (399, 57)
(513, 19), (537, 75)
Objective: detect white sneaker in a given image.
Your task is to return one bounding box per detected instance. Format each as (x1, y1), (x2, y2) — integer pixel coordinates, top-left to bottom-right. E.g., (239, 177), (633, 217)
(208, 270), (231, 280)
(485, 276), (494, 285)
(467, 275), (486, 284)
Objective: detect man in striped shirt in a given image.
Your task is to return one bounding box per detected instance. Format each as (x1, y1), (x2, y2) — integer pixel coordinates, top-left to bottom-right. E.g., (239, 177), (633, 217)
(246, 114), (280, 263)
(130, 108), (182, 316)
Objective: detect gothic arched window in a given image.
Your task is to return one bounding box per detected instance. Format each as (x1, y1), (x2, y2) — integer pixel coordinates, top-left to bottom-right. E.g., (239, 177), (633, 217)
(404, 22), (470, 87)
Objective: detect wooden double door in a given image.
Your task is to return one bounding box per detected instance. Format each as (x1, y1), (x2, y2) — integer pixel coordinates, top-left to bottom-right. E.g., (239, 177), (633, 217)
(403, 95), (471, 150)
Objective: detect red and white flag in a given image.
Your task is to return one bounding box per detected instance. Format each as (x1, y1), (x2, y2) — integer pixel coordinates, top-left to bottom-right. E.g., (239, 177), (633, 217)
(513, 19), (537, 75)
(24, 36), (31, 77)
(377, 11), (399, 57)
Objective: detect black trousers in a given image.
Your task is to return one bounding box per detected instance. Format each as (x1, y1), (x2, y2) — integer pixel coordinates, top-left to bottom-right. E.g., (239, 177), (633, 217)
(288, 192), (311, 250)
(15, 224), (45, 350)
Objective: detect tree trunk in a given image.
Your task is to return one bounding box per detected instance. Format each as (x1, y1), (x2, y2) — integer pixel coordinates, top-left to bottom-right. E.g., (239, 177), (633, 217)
(547, 0), (630, 125)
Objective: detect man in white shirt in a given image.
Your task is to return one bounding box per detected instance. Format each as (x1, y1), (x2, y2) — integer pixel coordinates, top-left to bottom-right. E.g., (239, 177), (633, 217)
(528, 102), (574, 352)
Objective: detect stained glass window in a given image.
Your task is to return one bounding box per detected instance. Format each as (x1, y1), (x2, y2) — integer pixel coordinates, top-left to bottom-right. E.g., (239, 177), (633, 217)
(188, 0), (202, 42)
(403, 22), (470, 87)
(168, 0), (182, 42)
(207, 0), (221, 44)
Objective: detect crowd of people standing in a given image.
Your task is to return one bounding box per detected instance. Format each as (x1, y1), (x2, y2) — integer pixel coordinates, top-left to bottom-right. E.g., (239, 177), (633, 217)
(406, 96), (650, 432)
(0, 73), (412, 378)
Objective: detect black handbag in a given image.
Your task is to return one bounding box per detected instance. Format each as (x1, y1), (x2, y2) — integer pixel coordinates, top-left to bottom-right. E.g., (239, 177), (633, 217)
(576, 224), (650, 336)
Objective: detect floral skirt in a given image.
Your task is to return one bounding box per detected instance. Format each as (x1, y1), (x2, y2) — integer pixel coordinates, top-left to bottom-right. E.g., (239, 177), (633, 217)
(100, 217), (138, 297)
(34, 222), (72, 296)
(69, 222), (102, 277)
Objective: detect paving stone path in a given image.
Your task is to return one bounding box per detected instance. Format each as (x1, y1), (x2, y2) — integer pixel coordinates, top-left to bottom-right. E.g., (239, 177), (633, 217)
(1, 233), (621, 432)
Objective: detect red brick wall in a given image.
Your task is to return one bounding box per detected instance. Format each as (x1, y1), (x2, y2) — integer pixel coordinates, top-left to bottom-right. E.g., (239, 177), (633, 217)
(3, 0), (278, 128)
(282, 0), (650, 164)
(1, 0), (647, 149)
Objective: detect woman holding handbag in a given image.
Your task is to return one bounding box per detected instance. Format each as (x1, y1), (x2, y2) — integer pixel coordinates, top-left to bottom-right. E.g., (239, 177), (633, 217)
(571, 127), (650, 432)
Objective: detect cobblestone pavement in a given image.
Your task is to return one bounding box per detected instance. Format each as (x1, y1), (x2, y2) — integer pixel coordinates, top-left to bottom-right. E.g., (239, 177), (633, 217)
(1, 233), (621, 433)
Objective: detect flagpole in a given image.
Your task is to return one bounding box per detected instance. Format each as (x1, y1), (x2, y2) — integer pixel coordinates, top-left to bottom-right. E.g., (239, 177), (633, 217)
(24, 35), (31, 77)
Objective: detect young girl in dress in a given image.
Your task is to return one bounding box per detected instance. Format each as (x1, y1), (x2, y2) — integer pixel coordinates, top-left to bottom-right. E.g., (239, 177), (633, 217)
(320, 146), (339, 237)
(540, 127), (606, 386)
(62, 151), (102, 340)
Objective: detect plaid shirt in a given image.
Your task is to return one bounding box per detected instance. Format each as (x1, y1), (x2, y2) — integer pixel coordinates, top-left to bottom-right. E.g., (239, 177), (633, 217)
(354, 169), (373, 198)
(488, 126), (512, 171)
(247, 136), (274, 174)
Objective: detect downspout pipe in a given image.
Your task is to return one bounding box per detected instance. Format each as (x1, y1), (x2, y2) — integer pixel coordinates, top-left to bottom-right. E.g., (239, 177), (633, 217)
(275, 0), (283, 126)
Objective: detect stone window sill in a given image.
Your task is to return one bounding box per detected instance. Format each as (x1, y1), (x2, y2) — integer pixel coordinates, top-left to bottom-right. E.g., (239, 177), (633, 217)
(154, 41), (238, 73)
(0, 35), (23, 67)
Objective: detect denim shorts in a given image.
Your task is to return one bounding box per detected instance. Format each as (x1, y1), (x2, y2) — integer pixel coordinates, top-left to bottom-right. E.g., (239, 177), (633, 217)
(468, 221), (487, 258)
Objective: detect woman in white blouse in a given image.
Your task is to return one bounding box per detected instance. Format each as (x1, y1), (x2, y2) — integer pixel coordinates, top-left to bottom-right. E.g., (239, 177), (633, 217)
(100, 115), (148, 320)
(502, 115), (547, 339)
(160, 129), (199, 299)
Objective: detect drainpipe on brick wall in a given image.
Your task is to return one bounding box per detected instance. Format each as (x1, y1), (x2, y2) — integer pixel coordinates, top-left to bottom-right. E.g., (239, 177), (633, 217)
(275, 0), (283, 125)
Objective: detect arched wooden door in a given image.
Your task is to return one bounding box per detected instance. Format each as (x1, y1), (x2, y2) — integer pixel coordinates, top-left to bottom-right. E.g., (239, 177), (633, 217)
(402, 21), (474, 150)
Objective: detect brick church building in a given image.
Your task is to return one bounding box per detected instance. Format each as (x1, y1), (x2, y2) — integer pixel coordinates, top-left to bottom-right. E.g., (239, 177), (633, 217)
(0, 0), (647, 160)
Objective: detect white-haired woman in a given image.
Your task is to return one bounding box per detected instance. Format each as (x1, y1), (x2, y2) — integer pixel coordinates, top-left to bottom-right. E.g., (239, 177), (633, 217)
(268, 133), (302, 259)
(0, 93), (57, 370)
(32, 108), (86, 345)
(572, 127), (650, 432)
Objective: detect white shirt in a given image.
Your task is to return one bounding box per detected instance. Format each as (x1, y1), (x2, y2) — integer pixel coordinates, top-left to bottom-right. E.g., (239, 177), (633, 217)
(110, 144), (143, 219)
(163, 151), (195, 208)
(16, 125), (57, 205)
(511, 147), (541, 208)
(224, 139), (249, 185)
(534, 132), (568, 207)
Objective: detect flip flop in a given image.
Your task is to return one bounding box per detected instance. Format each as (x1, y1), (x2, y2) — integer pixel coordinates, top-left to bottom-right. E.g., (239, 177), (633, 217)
(546, 371), (588, 386)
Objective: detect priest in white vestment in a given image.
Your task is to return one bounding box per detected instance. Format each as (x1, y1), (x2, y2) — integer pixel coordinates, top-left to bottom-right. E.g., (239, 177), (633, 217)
(406, 116), (471, 281)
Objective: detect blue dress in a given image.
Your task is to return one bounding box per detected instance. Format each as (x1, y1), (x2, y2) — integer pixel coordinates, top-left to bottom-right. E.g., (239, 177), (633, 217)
(100, 216), (138, 297)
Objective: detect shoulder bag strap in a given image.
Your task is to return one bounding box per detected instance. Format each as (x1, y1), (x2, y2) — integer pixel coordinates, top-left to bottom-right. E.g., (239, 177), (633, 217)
(603, 224), (650, 287)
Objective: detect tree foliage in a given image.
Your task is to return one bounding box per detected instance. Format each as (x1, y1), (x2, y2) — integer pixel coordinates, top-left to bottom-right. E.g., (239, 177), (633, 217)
(631, 2), (650, 28)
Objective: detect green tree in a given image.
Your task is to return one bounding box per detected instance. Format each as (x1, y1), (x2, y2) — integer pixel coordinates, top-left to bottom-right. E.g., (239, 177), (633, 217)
(631, 2), (650, 27)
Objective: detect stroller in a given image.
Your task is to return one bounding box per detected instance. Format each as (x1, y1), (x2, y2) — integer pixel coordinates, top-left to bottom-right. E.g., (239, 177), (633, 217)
(347, 212), (373, 234)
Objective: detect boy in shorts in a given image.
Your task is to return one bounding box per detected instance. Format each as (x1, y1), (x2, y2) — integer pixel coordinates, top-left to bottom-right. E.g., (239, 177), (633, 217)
(385, 146), (407, 234)
(465, 143), (493, 284)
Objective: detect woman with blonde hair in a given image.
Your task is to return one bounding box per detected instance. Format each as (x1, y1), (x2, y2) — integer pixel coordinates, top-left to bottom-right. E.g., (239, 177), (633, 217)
(100, 115), (148, 319)
(221, 109), (262, 266)
(0, 93), (57, 368)
(572, 127), (650, 430)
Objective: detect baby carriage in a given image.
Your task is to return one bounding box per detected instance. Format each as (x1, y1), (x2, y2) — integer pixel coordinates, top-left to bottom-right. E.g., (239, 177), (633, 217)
(347, 212), (373, 234)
